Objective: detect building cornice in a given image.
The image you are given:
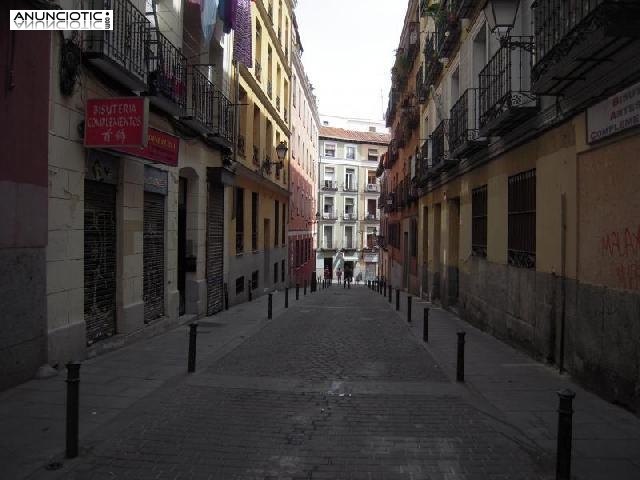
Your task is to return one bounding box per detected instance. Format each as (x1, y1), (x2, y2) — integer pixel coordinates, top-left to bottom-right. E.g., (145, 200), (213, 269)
(234, 162), (290, 198)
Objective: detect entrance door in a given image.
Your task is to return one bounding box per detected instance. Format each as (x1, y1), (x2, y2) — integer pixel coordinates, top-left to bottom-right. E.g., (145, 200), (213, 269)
(143, 192), (165, 323)
(206, 183), (224, 315)
(178, 178), (187, 315)
(447, 198), (460, 305)
(84, 180), (117, 344)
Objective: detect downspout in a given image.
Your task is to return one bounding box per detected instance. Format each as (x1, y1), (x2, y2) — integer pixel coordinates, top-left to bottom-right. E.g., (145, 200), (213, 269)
(559, 193), (567, 373)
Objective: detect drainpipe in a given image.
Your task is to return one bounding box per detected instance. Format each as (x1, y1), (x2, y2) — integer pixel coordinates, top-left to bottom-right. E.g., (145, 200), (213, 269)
(559, 193), (567, 373)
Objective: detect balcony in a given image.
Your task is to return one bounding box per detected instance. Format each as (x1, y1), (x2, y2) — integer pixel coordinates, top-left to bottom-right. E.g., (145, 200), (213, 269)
(343, 182), (358, 192)
(363, 213), (378, 222)
(182, 66), (234, 147)
(424, 33), (443, 89)
(238, 134), (246, 157)
(449, 88), (487, 158)
(147, 29), (187, 116)
(435, 6), (461, 59)
(276, 95), (281, 111)
(406, 22), (420, 65)
(532, 0), (640, 96)
(252, 145), (260, 166)
(321, 211), (338, 221)
(267, 80), (273, 98)
(478, 37), (537, 137)
(322, 180), (338, 191)
(431, 119), (454, 170)
(365, 183), (380, 193)
(450, 0), (477, 19)
(83, 0), (148, 91)
(254, 60), (262, 83)
(417, 65), (428, 104)
(386, 139), (399, 168)
(416, 139), (431, 180)
(343, 213), (358, 222)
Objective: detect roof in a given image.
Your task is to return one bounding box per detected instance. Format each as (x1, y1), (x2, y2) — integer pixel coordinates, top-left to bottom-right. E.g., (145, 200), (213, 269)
(319, 126), (391, 145)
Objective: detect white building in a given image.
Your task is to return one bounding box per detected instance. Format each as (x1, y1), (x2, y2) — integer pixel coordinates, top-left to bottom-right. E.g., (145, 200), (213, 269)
(317, 127), (390, 282)
(320, 114), (388, 135)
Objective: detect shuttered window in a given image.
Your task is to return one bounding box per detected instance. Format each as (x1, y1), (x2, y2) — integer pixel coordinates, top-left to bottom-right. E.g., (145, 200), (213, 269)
(143, 192), (165, 324)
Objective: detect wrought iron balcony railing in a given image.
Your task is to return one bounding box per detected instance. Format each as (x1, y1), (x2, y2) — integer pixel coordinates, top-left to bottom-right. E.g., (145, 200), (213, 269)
(343, 213), (358, 222)
(406, 22), (420, 65)
(147, 29), (187, 115)
(238, 134), (246, 157)
(185, 66), (235, 145)
(478, 36), (537, 136)
(431, 119), (451, 169)
(435, 6), (461, 58)
(321, 210), (338, 220)
(417, 65), (428, 104)
(84, 0), (148, 91)
(450, 0), (477, 19)
(343, 183), (358, 192)
(276, 95), (280, 111)
(532, 0), (640, 95)
(387, 139), (399, 168)
(424, 33), (443, 89)
(267, 80), (273, 98)
(364, 213), (378, 221)
(322, 180), (338, 191)
(449, 88), (487, 157)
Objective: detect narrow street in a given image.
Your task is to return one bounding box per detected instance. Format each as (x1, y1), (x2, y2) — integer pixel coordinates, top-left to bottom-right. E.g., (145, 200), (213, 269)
(26, 285), (557, 480)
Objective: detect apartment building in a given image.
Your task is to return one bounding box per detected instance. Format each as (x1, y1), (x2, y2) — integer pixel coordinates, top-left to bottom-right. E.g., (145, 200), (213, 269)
(382, 0), (640, 410)
(233, 0), (294, 304)
(288, 14), (320, 288)
(318, 127), (390, 282)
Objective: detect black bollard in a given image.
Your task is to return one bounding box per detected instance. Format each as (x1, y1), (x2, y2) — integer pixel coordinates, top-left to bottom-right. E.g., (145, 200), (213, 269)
(65, 362), (81, 459)
(456, 331), (466, 382)
(396, 289), (400, 311)
(224, 283), (229, 310)
(388, 284), (392, 303)
(268, 293), (273, 319)
(556, 389), (576, 480)
(285, 287), (289, 308)
(304, 281), (307, 296)
(407, 296), (412, 323)
(188, 322), (198, 373)
(296, 283), (300, 300)
(423, 308), (429, 342)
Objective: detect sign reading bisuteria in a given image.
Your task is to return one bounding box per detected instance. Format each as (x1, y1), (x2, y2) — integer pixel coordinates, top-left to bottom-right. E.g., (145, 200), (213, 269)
(84, 97), (149, 148)
(587, 81), (640, 144)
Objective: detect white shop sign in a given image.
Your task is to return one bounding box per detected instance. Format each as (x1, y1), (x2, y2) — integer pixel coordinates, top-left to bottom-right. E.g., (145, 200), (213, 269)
(364, 254), (379, 263)
(587, 81), (640, 144)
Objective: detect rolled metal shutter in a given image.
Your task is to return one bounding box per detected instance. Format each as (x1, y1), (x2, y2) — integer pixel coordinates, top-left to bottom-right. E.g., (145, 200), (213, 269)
(206, 183), (224, 315)
(84, 180), (117, 344)
(143, 192), (165, 323)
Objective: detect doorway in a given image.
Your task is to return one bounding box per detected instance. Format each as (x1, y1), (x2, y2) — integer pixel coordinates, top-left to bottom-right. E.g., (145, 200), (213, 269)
(403, 231), (409, 289)
(178, 178), (187, 315)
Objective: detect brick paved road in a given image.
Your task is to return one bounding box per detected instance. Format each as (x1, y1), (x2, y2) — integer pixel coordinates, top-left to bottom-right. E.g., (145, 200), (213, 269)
(40, 287), (554, 480)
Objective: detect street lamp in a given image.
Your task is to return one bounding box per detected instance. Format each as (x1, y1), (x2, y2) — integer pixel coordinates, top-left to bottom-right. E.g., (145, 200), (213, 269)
(483, 0), (520, 37)
(261, 140), (288, 173)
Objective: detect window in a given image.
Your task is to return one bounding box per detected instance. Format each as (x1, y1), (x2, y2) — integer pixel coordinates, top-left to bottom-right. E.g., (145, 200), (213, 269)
(367, 199), (377, 218)
(235, 276), (245, 294)
(345, 168), (355, 190)
(366, 226), (377, 249)
(323, 226), (333, 249)
(323, 197), (334, 218)
(345, 226), (354, 249)
(323, 166), (335, 189)
(344, 197), (355, 218)
(281, 259), (285, 282)
(367, 170), (377, 185)
(235, 188), (244, 254)
(472, 185), (488, 257)
(275, 200), (279, 246)
(508, 170), (536, 268)
(345, 145), (356, 160)
(367, 148), (379, 161)
(324, 142), (336, 157)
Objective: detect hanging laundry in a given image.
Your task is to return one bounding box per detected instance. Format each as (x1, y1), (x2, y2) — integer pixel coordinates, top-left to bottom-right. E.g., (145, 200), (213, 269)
(233, 0), (253, 67)
(201, 0), (219, 44)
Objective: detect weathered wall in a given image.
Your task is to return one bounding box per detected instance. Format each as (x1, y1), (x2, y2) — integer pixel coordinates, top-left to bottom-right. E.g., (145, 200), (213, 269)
(0, 17), (50, 388)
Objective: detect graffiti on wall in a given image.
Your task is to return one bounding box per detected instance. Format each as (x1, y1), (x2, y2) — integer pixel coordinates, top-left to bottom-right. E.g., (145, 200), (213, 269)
(600, 224), (640, 291)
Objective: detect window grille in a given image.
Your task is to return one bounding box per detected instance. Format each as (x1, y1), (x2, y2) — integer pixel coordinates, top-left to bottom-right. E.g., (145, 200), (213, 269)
(508, 170), (536, 268)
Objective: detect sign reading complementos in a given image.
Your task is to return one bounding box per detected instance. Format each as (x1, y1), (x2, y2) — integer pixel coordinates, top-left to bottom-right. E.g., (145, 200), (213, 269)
(84, 97), (149, 148)
(114, 128), (180, 167)
(587, 81), (640, 144)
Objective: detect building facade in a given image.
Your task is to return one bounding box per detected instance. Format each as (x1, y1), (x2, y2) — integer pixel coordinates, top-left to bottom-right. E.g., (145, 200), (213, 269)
(288, 14), (319, 288)
(233, 0), (293, 303)
(318, 127), (389, 282)
(320, 114), (387, 134)
(382, 0), (640, 411)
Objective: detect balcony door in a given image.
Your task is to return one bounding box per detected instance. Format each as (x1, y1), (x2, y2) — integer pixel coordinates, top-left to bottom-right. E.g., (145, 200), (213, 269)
(367, 199), (376, 218)
(345, 226), (354, 249)
(323, 197), (334, 218)
(344, 197), (355, 219)
(323, 226), (333, 249)
(345, 168), (355, 190)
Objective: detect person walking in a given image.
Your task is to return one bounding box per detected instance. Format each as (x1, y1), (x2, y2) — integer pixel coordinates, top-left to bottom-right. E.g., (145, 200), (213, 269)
(336, 268), (342, 285)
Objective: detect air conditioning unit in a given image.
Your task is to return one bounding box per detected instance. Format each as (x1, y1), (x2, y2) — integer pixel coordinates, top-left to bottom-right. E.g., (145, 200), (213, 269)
(366, 184), (377, 191)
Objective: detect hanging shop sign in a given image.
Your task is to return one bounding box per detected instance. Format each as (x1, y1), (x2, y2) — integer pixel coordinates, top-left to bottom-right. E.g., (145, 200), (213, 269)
(114, 128), (180, 166)
(364, 253), (379, 263)
(84, 97), (149, 148)
(587, 81), (640, 144)
(144, 165), (168, 195)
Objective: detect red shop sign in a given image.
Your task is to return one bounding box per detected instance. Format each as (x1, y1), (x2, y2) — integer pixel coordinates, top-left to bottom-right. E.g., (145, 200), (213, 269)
(84, 97), (149, 148)
(114, 128), (180, 167)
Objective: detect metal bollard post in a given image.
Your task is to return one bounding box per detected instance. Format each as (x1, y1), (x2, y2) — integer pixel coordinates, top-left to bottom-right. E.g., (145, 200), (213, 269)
(296, 283), (300, 300)
(423, 308), (429, 342)
(65, 362), (81, 459)
(556, 389), (576, 480)
(456, 331), (465, 382)
(304, 280), (307, 296)
(407, 296), (412, 323)
(268, 293), (273, 319)
(388, 284), (392, 303)
(396, 289), (400, 311)
(285, 287), (289, 308)
(188, 323), (198, 373)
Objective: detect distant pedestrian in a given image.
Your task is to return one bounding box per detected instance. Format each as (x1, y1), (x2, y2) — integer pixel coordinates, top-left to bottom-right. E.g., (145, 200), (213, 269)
(356, 272), (362, 285)
(324, 267), (331, 285)
(336, 268), (342, 285)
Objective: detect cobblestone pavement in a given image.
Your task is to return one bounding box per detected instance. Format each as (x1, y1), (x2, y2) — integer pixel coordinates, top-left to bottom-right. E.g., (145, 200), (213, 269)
(36, 287), (554, 480)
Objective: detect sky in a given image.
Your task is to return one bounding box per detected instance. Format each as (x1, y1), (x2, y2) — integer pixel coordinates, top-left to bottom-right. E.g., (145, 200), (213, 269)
(294, 0), (408, 122)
